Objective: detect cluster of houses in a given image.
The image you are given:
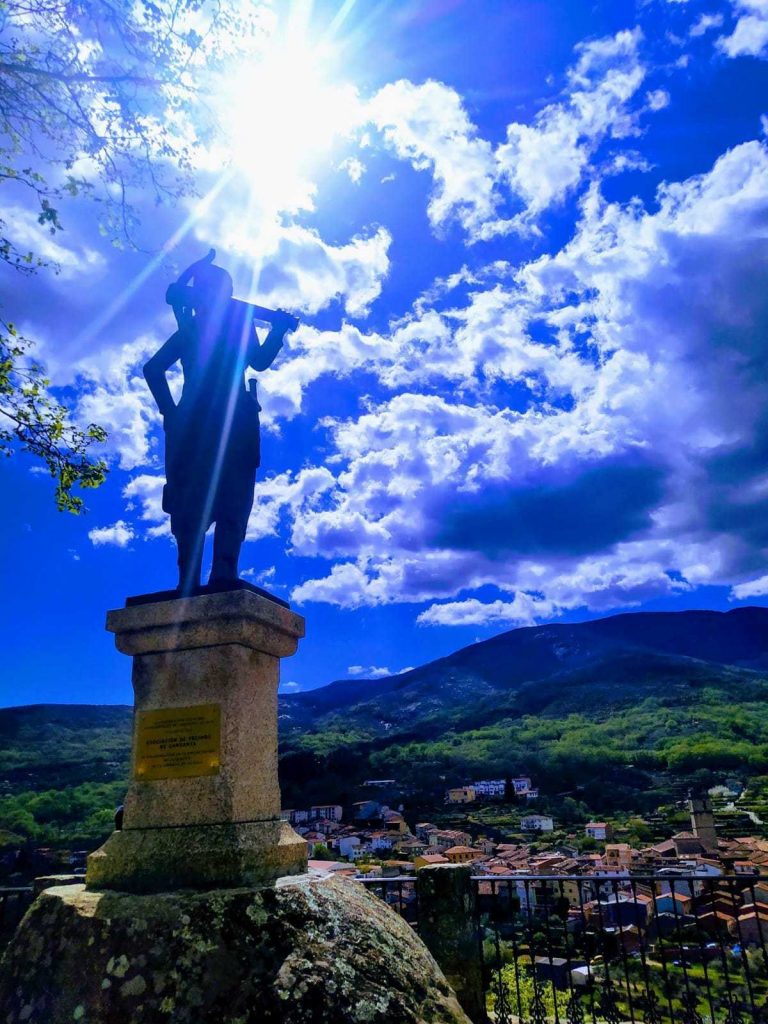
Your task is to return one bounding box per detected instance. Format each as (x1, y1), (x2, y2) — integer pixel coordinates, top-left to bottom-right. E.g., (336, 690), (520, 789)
(283, 796), (761, 881)
(284, 795), (767, 945)
(445, 776), (540, 804)
(281, 781), (556, 865)
(282, 800), (422, 863)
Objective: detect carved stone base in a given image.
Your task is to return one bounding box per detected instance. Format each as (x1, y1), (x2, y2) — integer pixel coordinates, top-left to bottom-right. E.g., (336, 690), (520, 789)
(86, 588), (307, 895)
(87, 819), (306, 894)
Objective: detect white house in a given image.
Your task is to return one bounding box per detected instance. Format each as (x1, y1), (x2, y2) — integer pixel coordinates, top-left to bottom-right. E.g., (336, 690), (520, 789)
(521, 815), (554, 832)
(310, 804), (343, 822)
(473, 779), (506, 798)
(282, 809), (310, 824)
(512, 777), (532, 794)
(585, 822), (612, 841)
(338, 835), (363, 860)
(370, 831), (396, 852)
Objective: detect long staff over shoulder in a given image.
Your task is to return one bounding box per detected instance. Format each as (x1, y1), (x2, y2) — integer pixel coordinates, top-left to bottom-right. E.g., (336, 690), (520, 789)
(165, 248), (299, 333)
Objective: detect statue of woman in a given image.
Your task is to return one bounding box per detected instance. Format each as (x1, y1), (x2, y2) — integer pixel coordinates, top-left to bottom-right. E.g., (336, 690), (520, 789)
(144, 250), (294, 593)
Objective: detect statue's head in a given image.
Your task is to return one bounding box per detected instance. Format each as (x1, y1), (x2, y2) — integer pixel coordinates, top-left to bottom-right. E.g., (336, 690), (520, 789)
(190, 262), (234, 315)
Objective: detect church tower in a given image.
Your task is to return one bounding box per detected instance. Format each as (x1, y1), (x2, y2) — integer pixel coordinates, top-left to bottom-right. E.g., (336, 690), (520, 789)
(688, 794), (717, 853)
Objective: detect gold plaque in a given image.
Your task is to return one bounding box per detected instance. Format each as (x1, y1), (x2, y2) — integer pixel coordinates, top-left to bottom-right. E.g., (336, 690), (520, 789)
(134, 704), (221, 781)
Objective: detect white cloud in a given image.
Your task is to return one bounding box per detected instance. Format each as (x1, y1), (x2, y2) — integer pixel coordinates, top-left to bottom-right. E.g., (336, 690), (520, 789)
(719, 1), (768, 57)
(242, 565), (279, 587)
(292, 562), (388, 608)
(51, 30), (768, 630)
(646, 89), (670, 111)
(347, 665), (392, 678)
(122, 474), (168, 537)
(730, 574), (768, 599)
(3, 205), (106, 279)
(491, 29), (648, 231)
(73, 337), (163, 471)
(417, 595), (555, 628)
(88, 520), (135, 547)
(367, 78), (498, 237)
(248, 224), (392, 319)
(288, 137), (768, 620)
(363, 30), (656, 239)
(247, 467), (336, 542)
(690, 13), (724, 37)
(339, 157), (366, 184)
(264, 320), (387, 421)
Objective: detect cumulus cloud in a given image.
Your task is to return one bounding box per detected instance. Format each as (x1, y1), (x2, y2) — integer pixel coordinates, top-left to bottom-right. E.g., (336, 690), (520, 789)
(48, 20), (768, 633)
(253, 225), (392, 319)
(72, 337), (164, 471)
(719, 1), (768, 57)
(690, 13), (724, 37)
(247, 468), (337, 542)
(347, 665), (392, 678)
(492, 30), (648, 230)
(368, 78), (498, 236)
(339, 157), (366, 184)
(3, 204), (106, 280)
(730, 574), (768, 599)
(363, 30), (658, 238)
(288, 137), (768, 622)
(292, 562), (388, 607)
(417, 595), (555, 628)
(88, 520), (135, 547)
(122, 474), (168, 537)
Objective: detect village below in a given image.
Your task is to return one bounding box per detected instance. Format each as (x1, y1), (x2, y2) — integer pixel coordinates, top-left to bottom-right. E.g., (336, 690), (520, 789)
(1, 606), (768, 1020)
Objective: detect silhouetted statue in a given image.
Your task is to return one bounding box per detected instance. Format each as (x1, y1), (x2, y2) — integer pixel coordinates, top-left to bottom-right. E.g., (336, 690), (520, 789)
(144, 250), (297, 592)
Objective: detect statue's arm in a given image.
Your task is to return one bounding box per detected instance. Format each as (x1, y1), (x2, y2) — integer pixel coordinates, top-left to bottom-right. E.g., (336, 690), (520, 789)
(248, 311), (295, 371)
(249, 324), (286, 372)
(143, 332), (184, 417)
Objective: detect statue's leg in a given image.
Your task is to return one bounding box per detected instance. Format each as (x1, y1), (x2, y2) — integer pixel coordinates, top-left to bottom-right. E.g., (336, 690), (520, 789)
(174, 519), (204, 594)
(209, 518), (244, 585)
(209, 468), (254, 585)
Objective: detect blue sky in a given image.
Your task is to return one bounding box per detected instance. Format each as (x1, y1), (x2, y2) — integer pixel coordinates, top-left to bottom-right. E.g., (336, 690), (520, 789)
(3, 0), (768, 705)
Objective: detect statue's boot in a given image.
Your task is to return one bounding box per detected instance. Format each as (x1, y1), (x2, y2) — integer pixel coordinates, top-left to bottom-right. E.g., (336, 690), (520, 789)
(209, 522), (242, 585)
(176, 529), (204, 594)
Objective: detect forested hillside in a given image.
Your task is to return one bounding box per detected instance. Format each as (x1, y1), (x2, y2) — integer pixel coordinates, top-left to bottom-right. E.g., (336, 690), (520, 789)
(3, 609), (768, 845)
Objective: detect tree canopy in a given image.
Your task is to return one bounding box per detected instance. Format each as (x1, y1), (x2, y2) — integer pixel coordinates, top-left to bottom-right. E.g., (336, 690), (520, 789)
(0, 0), (263, 509)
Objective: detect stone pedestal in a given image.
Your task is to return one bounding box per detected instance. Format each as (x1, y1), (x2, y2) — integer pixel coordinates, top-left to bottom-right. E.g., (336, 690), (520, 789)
(417, 865), (486, 1023)
(86, 588), (307, 893)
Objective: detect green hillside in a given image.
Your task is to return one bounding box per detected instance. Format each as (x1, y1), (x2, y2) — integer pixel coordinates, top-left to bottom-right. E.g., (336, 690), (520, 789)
(3, 608), (768, 847)
(0, 705), (131, 848)
(278, 652), (768, 833)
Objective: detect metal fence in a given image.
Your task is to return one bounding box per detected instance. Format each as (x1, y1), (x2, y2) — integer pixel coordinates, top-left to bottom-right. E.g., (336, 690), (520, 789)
(3, 874), (767, 1022)
(361, 872), (768, 1024)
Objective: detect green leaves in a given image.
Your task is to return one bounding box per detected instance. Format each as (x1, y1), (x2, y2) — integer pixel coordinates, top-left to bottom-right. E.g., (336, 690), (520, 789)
(0, 320), (108, 513)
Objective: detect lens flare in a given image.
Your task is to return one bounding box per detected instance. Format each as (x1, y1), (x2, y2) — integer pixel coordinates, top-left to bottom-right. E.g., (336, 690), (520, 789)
(216, 19), (363, 213)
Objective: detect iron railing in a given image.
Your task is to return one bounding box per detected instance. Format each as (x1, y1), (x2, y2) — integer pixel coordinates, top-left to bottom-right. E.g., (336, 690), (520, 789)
(361, 872), (768, 1023)
(4, 874), (767, 1021)
(358, 875), (418, 927)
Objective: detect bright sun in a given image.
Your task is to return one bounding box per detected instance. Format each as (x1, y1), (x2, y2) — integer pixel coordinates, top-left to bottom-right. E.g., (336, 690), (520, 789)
(217, 18), (362, 212)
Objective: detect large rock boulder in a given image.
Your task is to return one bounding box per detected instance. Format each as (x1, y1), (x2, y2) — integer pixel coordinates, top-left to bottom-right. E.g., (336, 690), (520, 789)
(0, 874), (472, 1024)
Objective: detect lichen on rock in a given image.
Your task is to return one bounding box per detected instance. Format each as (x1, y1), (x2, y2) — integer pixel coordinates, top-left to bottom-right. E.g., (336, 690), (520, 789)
(0, 876), (470, 1024)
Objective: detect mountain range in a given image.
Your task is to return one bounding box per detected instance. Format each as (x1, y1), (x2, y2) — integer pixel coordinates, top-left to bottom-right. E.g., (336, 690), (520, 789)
(2, 607), (768, 837)
(281, 605), (768, 736)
